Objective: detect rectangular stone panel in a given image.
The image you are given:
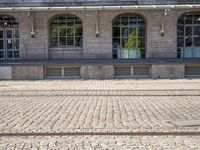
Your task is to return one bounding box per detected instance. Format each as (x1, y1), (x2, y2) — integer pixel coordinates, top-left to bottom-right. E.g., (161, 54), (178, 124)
(0, 67), (12, 79)
(12, 66), (44, 80)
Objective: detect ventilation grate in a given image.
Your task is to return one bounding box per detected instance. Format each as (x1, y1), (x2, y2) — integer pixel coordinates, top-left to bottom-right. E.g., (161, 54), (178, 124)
(115, 67), (131, 77)
(185, 66), (200, 77)
(45, 66), (80, 78)
(64, 67), (80, 77)
(46, 67), (62, 77)
(114, 66), (150, 78)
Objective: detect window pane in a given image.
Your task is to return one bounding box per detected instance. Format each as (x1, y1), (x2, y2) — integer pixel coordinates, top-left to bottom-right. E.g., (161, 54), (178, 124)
(185, 37), (192, 46)
(0, 51), (4, 58)
(177, 26), (184, 36)
(14, 30), (19, 38)
(14, 51), (19, 58)
(75, 37), (83, 46)
(11, 19), (18, 27)
(138, 26), (145, 37)
(113, 18), (120, 26)
(59, 28), (66, 36)
(67, 28), (74, 36)
(121, 17), (128, 26)
(185, 15), (193, 24)
(194, 26), (200, 36)
(113, 27), (120, 37)
(7, 39), (12, 49)
(0, 30), (3, 38)
(122, 38), (129, 48)
(0, 40), (3, 49)
(51, 19), (58, 26)
(7, 51), (13, 58)
(138, 18), (145, 25)
(67, 37), (74, 46)
(122, 27), (128, 38)
(186, 26), (192, 36)
(178, 16), (184, 25)
(67, 17), (75, 26)
(113, 38), (120, 49)
(128, 27), (136, 36)
(75, 27), (82, 36)
(51, 27), (58, 37)
(177, 48), (182, 58)
(58, 17), (66, 25)
(138, 38), (145, 48)
(59, 37), (66, 45)
(51, 37), (58, 47)
(15, 39), (19, 49)
(75, 18), (82, 25)
(194, 37), (200, 46)
(6, 18), (13, 27)
(129, 17), (137, 25)
(177, 37), (184, 47)
(140, 48), (145, 58)
(6, 30), (12, 38)
(194, 15), (200, 24)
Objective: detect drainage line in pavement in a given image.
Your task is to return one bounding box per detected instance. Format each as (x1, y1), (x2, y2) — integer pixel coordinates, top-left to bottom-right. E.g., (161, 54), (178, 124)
(0, 132), (200, 137)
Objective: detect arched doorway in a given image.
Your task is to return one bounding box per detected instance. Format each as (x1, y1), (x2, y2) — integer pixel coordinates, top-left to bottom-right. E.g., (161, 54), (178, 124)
(0, 15), (19, 60)
(112, 14), (146, 59)
(177, 12), (200, 58)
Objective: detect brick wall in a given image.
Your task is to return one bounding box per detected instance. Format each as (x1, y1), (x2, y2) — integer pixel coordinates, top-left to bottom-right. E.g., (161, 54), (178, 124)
(1, 9), (197, 60)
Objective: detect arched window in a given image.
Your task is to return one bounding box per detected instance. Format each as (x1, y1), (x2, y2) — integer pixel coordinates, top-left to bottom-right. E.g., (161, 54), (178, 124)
(177, 13), (200, 58)
(50, 15), (83, 47)
(112, 14), (146, 59)
(0, 15), (19, 60)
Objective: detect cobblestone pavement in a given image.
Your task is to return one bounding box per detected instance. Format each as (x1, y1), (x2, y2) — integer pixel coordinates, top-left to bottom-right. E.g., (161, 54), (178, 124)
(0, 79), (200, 149)
(0, 136), (200, 150)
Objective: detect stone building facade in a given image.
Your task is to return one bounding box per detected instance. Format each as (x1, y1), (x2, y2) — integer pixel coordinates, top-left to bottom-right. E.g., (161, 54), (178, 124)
(0, 0), (200, 79)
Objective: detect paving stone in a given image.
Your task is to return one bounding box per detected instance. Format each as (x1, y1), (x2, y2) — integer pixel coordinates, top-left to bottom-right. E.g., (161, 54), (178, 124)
(0, 79), (200, 149)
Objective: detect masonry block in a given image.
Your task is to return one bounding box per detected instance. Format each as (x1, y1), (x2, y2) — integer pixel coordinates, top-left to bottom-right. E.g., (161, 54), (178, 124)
(12, 66), (44, 80)
(81, 66), (113, 79)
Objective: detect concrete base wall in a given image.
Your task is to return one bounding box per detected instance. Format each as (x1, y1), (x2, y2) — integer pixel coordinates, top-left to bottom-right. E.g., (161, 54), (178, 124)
(81, 66), (113, 79)
(0, 64), (192, 80)
(151, 65), (185, 79)
(12, 66), (44, 80)
(0, 67), (12, 79)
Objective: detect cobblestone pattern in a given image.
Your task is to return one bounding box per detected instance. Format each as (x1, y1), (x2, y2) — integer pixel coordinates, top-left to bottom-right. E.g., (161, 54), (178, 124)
(0, 79), (200, 133)
(1, 79), (200, 149)
(0, 136), (200, 150)
(0, 79), (200, 91)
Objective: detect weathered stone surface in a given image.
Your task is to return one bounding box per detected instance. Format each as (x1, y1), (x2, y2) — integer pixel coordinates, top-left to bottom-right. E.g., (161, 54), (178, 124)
(81, 65), (113, 79)
(12, 66), (44, 80)
(152, 64), (185, 79)
(0, 67), (12, 80)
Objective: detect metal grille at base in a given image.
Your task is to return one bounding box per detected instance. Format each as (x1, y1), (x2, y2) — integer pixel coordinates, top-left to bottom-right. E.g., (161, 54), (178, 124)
(185, 66), (200, 77)
(45, 66), (81, 78)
